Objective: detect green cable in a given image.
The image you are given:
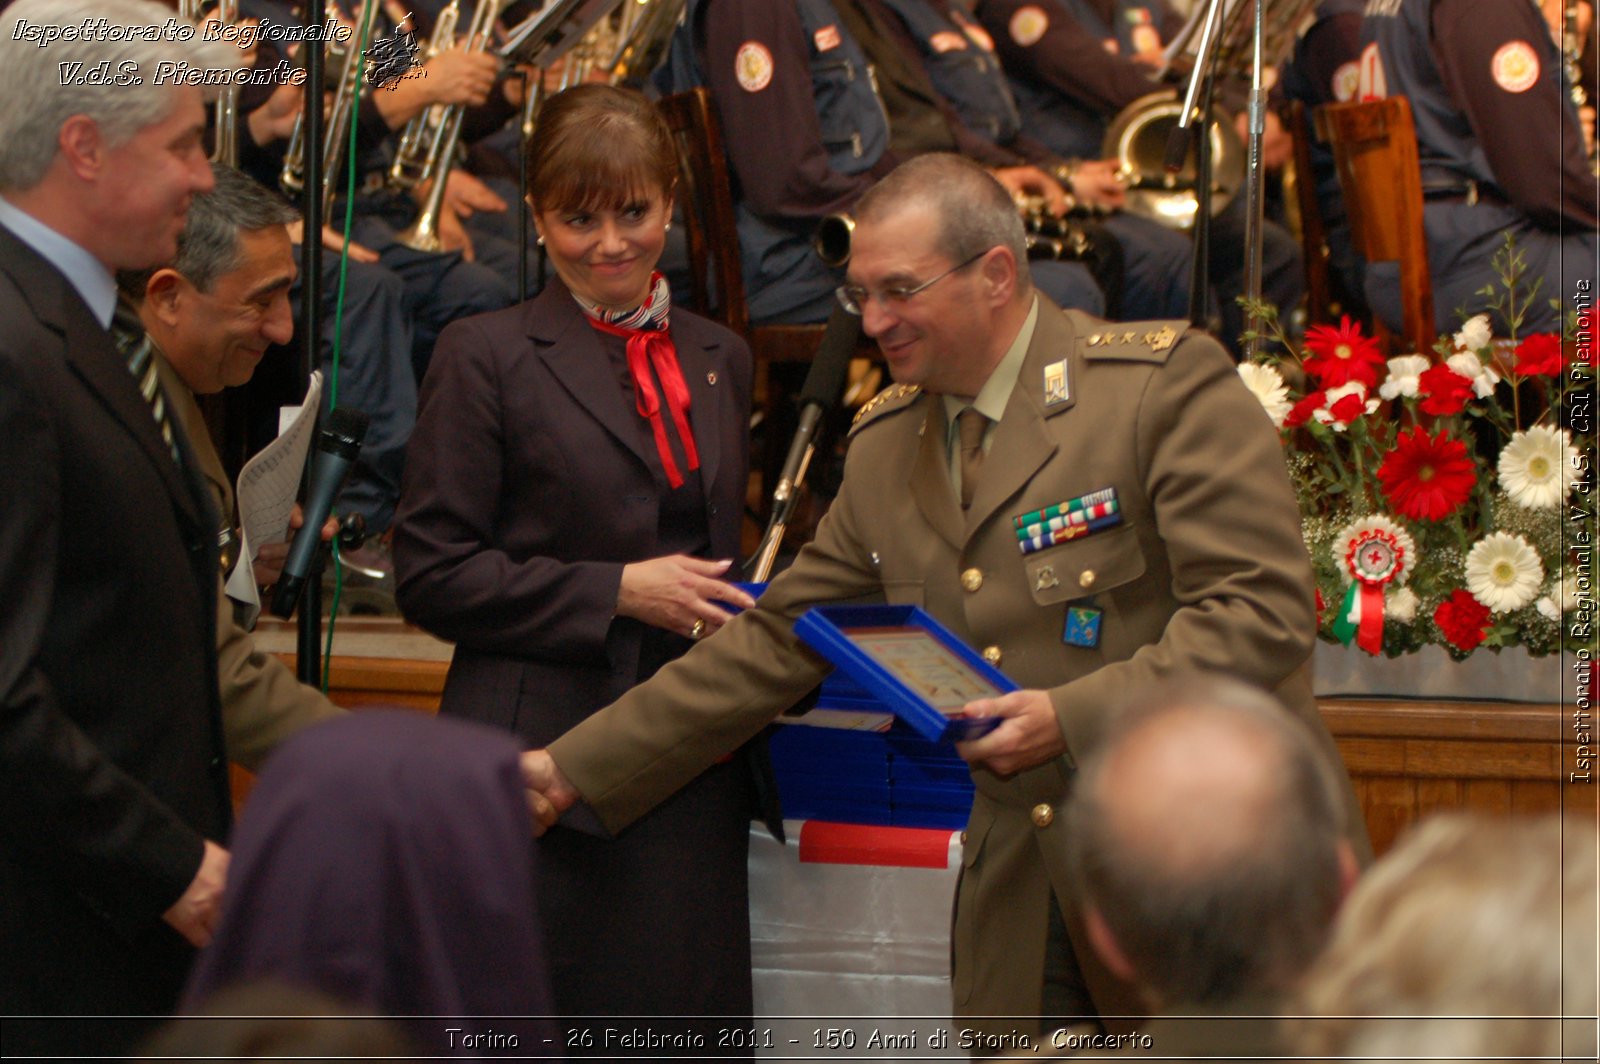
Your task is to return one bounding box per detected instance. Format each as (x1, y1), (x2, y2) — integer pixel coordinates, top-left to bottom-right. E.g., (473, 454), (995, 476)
(322, 1), (377, 694)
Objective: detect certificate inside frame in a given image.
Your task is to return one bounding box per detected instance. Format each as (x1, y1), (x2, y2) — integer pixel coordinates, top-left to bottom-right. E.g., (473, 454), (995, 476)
(794, 605), (1011, 742)
(844, 626), (1006, 711)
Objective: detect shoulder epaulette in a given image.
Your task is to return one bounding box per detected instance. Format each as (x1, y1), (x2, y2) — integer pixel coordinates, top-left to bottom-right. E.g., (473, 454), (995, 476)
(1078, 320), (1188, 363)
(849, 383), (923, 434)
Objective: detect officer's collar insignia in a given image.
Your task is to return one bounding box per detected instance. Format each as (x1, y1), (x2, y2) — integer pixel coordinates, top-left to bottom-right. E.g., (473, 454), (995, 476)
(1042, 358), (1070, 409)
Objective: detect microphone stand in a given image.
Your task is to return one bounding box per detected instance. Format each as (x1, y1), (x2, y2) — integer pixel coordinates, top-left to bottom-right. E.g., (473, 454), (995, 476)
(296, 0), (327, 686)
(746, 310), (862, 582)
(1240, 0), (1268, 361)
(1167, 0), (1228, 329)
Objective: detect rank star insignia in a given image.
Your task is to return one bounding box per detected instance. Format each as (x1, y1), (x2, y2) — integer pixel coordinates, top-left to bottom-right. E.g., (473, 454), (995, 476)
(1035, 565), (1059, 591)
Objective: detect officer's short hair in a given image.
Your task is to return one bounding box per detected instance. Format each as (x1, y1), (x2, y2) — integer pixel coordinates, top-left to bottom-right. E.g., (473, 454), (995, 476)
(856, 153), (1029, 291)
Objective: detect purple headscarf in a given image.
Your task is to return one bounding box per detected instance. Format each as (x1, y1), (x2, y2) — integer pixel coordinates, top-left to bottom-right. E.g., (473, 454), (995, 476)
(184, 711), (558, 1056)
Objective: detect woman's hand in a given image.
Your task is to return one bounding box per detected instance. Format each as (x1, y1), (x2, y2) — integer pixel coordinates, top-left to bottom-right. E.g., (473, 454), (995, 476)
(616, 556), (757, 640)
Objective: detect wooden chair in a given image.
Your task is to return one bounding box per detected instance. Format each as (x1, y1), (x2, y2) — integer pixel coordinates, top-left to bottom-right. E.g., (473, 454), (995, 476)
(1288, 100), (1335, 327)
(1314, 96), (1436, 354)
(656, 88), (864, 516)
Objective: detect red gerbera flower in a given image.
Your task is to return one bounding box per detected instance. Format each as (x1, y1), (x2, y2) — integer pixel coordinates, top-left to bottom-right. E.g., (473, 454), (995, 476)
(1327, 390), (1370, 425)
(1417, 364), (1474, 416)
(1284, 390), (1325, 429)
(1434, 589), (1491, 651)
(1513, 333), (1563, 376)
(1303, 315), (1386, 388)
(1376, 427), (1477, 521)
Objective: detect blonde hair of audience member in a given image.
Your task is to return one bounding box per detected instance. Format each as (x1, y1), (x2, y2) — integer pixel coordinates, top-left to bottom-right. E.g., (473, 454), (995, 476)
(1293, 813), (1599, 1061)
(140, 982), (419, 1061)
(1063, 675), (1358, 1011)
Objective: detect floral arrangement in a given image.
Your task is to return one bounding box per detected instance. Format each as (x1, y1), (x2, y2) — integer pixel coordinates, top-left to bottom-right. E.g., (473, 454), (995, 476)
(1240, 242), (1594, 659)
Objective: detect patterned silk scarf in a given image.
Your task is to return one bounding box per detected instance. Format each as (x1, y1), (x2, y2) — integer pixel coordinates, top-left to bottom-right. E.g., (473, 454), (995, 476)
(579, 272), (700, 489)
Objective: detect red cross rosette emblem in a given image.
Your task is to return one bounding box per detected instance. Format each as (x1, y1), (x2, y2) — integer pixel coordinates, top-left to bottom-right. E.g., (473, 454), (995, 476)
(1334, 516), (1416, 655)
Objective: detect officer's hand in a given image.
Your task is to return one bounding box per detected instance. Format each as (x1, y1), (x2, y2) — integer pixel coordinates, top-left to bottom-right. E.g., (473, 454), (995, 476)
(424, 46), (498, 107)
(617, 556), (756, 641)
(520, 750), (578, 836)
(990, 166), (1072, 217)
(955, 689), (1067, 777)
(254, 503), (339, 589)
(1071, 158), (1127, 210)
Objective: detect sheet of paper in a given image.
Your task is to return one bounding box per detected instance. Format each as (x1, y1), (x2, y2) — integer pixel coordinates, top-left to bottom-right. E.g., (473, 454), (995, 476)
(236, 371), (321, 566)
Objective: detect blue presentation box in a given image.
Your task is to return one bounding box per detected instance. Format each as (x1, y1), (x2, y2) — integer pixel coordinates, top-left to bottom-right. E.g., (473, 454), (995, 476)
(794, 605), (1010, 743)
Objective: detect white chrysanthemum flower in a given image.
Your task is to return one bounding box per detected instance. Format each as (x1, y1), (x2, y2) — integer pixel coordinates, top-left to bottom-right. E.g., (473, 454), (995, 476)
(1386, 586), (1419, 623)
(1312, 380), (1379, 430)
(1455, 313), (1492, 352)
(1535, 571), (1581, 619)
(1446, 352), (1501, 399)
(1378, 355), (1431, 400)
(1237, 362), (1292, 428)
(1335, 514), (1417, 586)
(1465, 532), (1544, 614)
(1498, 425), (1578, 510)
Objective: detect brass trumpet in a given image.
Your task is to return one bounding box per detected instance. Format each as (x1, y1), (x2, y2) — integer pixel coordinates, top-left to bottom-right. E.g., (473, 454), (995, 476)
(178, 0), (241, 166)
(395, 0), (505, 252)
(387, 2), (465, 190)
(280, 0), (380, 214)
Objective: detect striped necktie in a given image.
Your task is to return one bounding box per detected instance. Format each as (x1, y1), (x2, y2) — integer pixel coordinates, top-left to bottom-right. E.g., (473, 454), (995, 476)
(111, 300), (180, 465)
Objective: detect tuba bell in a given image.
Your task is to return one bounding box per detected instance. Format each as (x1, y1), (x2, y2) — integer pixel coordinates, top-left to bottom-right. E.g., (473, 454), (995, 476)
(1101, 91), (1244, 232)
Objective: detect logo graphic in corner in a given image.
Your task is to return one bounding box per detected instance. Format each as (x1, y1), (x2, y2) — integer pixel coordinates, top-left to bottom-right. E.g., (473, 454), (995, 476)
(365, 16), (422, 88)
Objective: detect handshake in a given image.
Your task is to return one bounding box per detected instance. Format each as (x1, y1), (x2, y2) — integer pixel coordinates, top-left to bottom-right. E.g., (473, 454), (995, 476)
(519, 750), (579, 835)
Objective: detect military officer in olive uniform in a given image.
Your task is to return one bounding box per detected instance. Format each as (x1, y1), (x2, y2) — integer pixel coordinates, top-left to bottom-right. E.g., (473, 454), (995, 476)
(523, 154), (1369, 1038)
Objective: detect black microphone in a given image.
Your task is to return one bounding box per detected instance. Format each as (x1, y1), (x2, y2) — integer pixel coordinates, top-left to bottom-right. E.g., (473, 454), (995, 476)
(773, 304), (860, 505)
(271, 406), (371, 619)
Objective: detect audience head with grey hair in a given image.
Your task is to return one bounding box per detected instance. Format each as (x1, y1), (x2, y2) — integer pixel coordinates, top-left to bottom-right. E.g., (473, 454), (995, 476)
(1293, 812), (1598, 1062)
(118, 163), (298, 394)
(1063, 675), (1357, 1015)
(0, 0), (239, 271)
(845, 153), (1034, 398)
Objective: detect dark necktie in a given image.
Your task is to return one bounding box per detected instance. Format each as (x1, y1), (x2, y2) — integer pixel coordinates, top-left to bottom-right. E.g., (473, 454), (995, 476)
(111, 300), (179, 465)
(957, 407), (988, 511)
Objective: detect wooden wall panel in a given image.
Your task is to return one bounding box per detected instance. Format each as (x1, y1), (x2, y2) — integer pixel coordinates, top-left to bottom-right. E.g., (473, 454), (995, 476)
(246, 653), (1597, 855)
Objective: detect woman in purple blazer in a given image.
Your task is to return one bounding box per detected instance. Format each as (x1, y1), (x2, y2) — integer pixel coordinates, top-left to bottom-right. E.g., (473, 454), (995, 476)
(393, 85), (760, 1049)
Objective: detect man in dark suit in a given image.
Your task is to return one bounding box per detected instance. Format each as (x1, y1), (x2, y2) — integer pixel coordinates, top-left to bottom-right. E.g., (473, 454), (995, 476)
(118, 162), (344, 768)
(0, 0), (242, 1052)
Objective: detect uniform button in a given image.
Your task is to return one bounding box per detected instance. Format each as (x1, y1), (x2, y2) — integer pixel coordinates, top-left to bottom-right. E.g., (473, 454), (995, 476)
(981, 645), (1002, 666)
(961, 568), (984, 592)
(1031, 803), (1055, 828)
(1078, 569), (1096, 589)
(210, 756), (223, 770)
(706, 371), (718, 385)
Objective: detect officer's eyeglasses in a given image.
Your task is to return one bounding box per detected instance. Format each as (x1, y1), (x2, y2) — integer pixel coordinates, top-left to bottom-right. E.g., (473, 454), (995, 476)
(835, 249), (988, 316)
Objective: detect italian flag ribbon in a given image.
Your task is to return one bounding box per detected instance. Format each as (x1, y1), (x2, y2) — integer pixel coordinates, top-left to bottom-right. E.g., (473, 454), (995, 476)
(1333, 527), (1406, 655)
